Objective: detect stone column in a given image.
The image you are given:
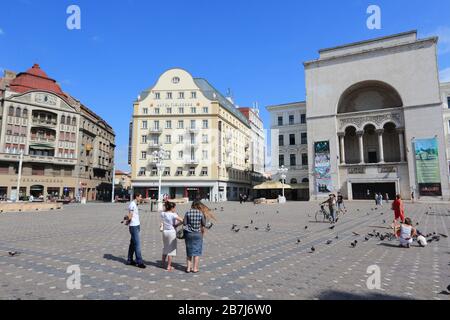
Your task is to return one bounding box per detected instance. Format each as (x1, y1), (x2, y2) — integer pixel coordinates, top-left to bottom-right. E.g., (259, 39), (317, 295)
(376, 129), (385, 163)
(338, 133), (346, 164)
(357, 131), (365, 164)
(398, 129), (405, 162)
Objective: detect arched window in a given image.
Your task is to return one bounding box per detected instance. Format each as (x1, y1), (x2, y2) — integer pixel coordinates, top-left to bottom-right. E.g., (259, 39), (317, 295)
(8, 106), (14, 116)
(66, 116), (71, 125)
(290, 178), (298, 184)
(15, 108), (22, 117)
(72, 117), (76, 126)
(302, 178), (309, 183)
(22, 109), (28, 118)
(61, 115), (65, 124)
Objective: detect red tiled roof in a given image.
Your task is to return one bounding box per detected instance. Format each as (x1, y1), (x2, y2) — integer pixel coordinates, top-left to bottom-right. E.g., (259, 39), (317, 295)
(9, 64), (66, 97)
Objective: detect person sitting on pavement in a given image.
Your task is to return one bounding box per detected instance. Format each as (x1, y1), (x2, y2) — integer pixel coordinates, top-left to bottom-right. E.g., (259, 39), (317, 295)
(395, 217), (417, 248)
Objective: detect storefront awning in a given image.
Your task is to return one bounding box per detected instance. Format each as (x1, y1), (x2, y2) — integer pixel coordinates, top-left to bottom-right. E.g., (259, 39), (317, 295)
(253, 181), (292, 190)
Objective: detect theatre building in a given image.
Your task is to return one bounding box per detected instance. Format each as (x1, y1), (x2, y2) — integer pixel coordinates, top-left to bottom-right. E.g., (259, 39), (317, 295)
(304, 31), (450, 201)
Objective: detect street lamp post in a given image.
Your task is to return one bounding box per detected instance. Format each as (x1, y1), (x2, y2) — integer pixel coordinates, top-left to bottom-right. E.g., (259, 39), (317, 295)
(15, 150), (24, 202)
(152, 148), (169, 211)
(278, 165), (288, 204)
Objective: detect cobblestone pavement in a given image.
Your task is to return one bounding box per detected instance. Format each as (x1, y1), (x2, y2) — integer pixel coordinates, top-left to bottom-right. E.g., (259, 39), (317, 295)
(0, 201), (449, 300)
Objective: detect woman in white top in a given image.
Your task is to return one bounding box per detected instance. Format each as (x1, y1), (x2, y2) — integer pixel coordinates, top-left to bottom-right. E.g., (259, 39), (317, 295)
(395, 217), (417, 248)
(160, 202), (183, 271)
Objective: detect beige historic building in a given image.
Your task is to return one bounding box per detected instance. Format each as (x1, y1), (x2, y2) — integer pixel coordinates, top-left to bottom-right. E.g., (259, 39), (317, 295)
(441, 81), (450, 181)
(267, 102), (309, 200)
(0, 64), (115, 201)
(304, 31), (450, 201)
(130, 68), (263, 201)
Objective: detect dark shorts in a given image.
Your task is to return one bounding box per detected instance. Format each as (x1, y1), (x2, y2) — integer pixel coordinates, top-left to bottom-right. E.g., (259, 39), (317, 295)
(184, 231), (203, 257)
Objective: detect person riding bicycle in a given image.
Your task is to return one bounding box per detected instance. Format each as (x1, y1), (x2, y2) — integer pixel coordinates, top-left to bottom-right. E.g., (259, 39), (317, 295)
(321, 194), (337, 224)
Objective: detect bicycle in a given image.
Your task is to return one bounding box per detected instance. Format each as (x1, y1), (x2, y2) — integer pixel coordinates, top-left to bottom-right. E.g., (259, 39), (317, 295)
(315, 205), (339, 223)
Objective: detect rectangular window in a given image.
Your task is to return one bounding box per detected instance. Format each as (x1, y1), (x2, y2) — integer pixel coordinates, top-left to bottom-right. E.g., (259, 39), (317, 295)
(202, 120), (208, 129)
(279, 155), (285, 166)
(190, 120), (196, 129)
(202, 134), (208, 143)
(178, 135), (184, 144)
(165, 135), (171, 144)
(179, 92), (184, 99)
(142, 120), (148, 129)
(300, 114), (306, 124)
(167, 107), (172, 114)
(154, 108), (160, 115)
(289, 134), (296, 145)
(178, 120), (184, 129)
(141, 135), (147, 144)
(191, 107), (197, 114)
(154, 120), (160, 130)
(178, 151), (184, 159)
(176, 167), (183, 176)
(290, 154), (296, 166)
(178, 107), (184, 114)
(189, 167), (196, 176)
(141, 151), (147, 159)
(167, 92), (172, 99)
(166, 120), (172, 129)
(201, 167), (208, 176)
(301, 132), (307, 144)
(155, 92), (160, 100)
(202, 150), (208, 160)
(278, 116), (283, 126)
(190, 133), (196, 145)
(203, 107), (208, 113)
(279, 135), (284, 147)
(289, 115), (294, 125)
(302, 153), (308, 166)
(150, 167), (157, 176)
(163, 167), (170, 176)
(191, 92), (197, 99)
(143, 108), (148, 115)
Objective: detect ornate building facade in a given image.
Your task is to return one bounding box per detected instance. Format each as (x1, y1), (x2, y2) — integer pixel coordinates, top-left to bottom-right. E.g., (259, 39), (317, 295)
(304, 31), (450, 201)
(0, 64), (115, 201)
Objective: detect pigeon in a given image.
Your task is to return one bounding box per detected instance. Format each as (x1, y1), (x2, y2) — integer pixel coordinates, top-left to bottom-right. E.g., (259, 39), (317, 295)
(231, 224), (237, 231)
(276, 211), (279, 214)
(364, 237), (369, 242)
(234, 228), (240, 233)
(382, 220), (386, 224)
(8, 251), (19, 257)
(310, 246), (315, 253)
(380, 235), (385, 241)
(416, 222), (419, 226)
(350, 241), (358, 248)
(304, 226), (308, 230)
(244, 226), (249, 229)
(447, 284), (450, 292)
(329, 225), (335, 230)
(254, 227), (259, 231)
(352, 232), (360, 236)
(297, 238), (301, 244)
(439, 233), (448, 238)
(326, 240), (332, 245)
(206, 222), (214, 230)
(250, 220), (253, 224)
(335, 234), (339, 239)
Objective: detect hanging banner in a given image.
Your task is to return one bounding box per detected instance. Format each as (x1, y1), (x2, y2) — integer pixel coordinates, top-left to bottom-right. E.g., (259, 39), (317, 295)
(314, 141), (332, 193)
(415, 138), (442, 196)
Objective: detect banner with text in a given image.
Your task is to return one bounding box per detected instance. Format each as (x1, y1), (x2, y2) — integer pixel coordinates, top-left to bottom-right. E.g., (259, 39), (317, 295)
(314, 141), (332, 194)
(415, 138), (442, 196)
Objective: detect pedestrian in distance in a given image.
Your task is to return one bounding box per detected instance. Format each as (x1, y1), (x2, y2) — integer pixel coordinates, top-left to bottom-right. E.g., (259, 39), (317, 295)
(391, 194), (405, 224)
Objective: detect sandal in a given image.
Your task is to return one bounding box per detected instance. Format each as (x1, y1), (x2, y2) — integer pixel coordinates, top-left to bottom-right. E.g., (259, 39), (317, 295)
(185, 269), (191, 273)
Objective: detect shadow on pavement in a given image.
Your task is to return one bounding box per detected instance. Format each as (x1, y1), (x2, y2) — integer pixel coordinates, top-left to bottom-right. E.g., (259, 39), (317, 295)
(317, 290), (414, 300)
(103, 254), (186, 272)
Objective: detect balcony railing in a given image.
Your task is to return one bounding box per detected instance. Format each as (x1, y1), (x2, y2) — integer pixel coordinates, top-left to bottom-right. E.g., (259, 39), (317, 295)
(184, 158), (199, 165)
(30, 137), (56, 144)
(32, 118), (57, 127)
(149, 128), (162, 134)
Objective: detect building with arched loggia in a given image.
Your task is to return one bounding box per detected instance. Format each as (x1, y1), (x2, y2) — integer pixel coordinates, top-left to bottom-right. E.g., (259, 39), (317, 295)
(304, 30), (450, 201)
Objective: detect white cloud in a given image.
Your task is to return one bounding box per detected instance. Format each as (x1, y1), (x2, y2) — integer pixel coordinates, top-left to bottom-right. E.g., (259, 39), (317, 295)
(425, 27), (450, 55)
(440, 68), (450, 82)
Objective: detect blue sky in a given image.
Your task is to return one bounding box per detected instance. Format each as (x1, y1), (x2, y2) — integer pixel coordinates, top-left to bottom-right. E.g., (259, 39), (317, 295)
(1, 0), (450, 171)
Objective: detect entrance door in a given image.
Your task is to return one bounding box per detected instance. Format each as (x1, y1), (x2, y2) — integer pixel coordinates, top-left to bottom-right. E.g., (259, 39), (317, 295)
(352, 183), (396, 200)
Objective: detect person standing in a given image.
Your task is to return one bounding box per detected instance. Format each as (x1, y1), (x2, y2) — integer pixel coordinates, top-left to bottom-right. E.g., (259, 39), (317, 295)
(321, 194), (337, 224)
(391, 194), (405, 224)
(126, 193), (146, 269)
(385, 193), (390, 204)
(183, 200), (216, 273)
(160, 202), (183, 271)
(337, 193), (345, 211)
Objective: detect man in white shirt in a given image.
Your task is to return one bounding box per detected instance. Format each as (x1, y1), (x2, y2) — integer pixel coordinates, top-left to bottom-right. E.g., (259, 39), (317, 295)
(126, 193), (146, 268)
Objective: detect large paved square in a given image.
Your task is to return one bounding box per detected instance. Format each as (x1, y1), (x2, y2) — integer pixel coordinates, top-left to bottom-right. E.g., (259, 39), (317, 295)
(0, 201), (449, 300)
